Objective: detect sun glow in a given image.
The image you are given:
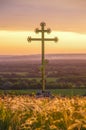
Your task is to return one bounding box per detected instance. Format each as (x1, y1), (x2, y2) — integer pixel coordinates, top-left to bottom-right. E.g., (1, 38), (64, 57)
(0, 30), (86, 55)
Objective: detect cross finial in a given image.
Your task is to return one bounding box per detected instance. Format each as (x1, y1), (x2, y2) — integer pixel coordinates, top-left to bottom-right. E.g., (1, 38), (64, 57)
(40, 22), (46, 26)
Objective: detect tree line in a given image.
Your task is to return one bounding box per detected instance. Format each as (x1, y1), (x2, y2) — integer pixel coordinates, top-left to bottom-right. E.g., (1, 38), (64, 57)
(0, 77), (86, 90)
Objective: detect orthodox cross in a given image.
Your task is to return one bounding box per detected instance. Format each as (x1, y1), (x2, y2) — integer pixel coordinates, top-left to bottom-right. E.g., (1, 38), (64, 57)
(27, 22), (58, 91)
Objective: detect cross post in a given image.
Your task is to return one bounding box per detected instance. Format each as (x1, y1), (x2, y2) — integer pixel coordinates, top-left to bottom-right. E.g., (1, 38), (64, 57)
(27, 22), (58, 91)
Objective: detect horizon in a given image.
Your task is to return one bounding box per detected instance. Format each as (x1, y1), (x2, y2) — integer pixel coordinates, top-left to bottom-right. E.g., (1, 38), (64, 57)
(0, 53), (86, 56)
(0, 53), (86, 62)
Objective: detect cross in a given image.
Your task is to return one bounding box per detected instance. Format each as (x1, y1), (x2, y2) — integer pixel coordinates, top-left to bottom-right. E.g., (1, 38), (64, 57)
(27, 22), (58, 91)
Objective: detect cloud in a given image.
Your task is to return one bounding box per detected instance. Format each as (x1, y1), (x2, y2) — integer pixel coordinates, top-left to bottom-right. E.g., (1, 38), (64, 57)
(0, 0), (86, 33)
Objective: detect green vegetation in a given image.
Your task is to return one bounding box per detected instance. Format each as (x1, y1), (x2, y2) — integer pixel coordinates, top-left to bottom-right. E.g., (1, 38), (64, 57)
(51, 89), (86, 96)
(0, 89), (86, 96)
(0, 76), (86, 90)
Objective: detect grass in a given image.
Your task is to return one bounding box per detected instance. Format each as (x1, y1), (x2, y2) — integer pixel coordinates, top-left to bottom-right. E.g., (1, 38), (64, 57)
(0, 89), (86, 96)
(0, 95), (86, 130)
(51, 89), (86, 96)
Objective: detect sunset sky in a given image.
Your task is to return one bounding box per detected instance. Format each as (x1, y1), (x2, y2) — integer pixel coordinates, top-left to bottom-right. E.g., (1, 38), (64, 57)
(0, 0), (86, 55)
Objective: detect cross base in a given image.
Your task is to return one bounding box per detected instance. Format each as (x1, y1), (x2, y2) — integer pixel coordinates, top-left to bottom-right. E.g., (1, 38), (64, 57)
(36, 90), (54, 98)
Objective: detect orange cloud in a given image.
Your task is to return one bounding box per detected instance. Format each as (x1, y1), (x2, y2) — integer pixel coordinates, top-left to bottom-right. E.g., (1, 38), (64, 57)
(0, 0), (86, 33)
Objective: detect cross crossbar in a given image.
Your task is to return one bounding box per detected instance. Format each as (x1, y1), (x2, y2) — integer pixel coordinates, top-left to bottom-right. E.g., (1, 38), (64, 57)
(27, 37), (58, 42)
(35, 28), (51, 33)
(27, 22), (58, 91)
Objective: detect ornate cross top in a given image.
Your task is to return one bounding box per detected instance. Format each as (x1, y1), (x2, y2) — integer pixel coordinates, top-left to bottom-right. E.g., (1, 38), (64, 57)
(27, 22), (58, 42)
(27, 22), (58, 91)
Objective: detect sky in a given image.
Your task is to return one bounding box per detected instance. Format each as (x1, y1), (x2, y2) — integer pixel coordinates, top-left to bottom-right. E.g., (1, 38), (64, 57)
(0, 0), (86, 55)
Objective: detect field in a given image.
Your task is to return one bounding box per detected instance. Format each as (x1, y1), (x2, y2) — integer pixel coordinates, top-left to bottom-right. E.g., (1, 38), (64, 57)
(0, 95), (86, 130)
(0, 54), (86, 129)
(0, 55), (86, 93)
(0, 54), (86, 90)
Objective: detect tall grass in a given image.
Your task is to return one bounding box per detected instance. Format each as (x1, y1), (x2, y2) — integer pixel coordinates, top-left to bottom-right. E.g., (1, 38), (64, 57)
(0, 95), (86, 130)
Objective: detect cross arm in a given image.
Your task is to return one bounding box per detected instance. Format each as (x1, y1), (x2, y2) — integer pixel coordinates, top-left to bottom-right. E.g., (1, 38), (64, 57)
(35, 28), (51, 34)
(35, 28), (42, 33)
(27, 36), (41, 42)
(44, 37), (58, 42)
(44, 28), (51, 33)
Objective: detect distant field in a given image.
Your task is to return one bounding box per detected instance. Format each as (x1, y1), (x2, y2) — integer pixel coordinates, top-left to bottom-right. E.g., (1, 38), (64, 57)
(0, 89), (86, 96)
(0, 54), (86, 90)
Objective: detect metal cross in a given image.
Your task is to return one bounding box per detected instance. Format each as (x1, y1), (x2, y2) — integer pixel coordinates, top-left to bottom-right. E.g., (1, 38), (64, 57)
(27, 22), (58, 91)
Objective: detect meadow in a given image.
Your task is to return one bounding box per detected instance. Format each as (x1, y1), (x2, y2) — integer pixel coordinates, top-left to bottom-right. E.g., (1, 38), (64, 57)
(0, 95), (86, 130)
(0, 55), (86, 129)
